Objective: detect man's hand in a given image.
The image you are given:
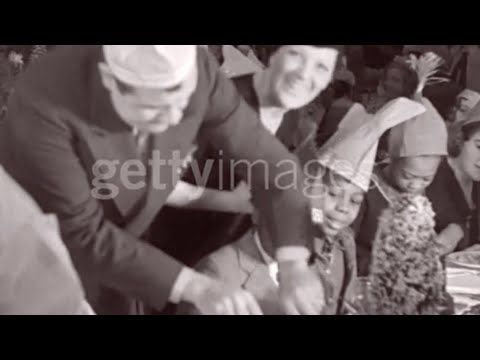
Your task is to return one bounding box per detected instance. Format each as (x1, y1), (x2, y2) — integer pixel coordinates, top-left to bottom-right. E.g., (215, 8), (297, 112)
(181, 272), (263, 315)
(278, 260), (326, 315)
(231, 181), (254, 214)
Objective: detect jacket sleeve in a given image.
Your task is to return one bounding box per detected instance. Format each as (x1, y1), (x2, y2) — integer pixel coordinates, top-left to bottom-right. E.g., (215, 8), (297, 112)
(2, 95), (183, 312)
(200, 51), (314, 252)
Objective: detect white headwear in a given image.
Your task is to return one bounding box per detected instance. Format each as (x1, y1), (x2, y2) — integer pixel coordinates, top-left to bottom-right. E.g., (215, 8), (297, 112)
(389, 97), (448, 159)
(460, 99), (480, 128)
(458, 89), (480, 112)
(103, 45), (197, 88)
(317, 98), (426, 192)
(221, 45), (263, 78)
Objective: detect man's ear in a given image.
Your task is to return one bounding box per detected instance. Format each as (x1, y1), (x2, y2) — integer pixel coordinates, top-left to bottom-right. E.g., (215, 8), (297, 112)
(98, 62), (116, 92)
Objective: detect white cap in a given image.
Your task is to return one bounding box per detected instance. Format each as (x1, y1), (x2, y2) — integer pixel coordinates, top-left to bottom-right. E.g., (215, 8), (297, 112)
(317, 98), (426, 192)
(103, 45), (197, 88)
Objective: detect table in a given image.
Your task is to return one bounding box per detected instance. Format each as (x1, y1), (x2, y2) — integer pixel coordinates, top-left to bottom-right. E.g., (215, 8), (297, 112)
(446, 265), (480, 315)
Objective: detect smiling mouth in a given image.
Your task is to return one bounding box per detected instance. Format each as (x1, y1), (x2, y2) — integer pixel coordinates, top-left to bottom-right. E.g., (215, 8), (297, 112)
(284, 79), (306, 94)
(324, 217), (344, 232)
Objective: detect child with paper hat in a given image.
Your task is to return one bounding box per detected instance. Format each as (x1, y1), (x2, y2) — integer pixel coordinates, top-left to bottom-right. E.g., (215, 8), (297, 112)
(178, 97), (424, 315)
(353, 52), (459, 275)
(353, 97), (454, 275)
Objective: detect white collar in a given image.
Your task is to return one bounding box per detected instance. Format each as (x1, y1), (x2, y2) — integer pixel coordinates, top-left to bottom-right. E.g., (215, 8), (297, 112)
(259, 107), (285, 135)
(254, 232), (279, 286)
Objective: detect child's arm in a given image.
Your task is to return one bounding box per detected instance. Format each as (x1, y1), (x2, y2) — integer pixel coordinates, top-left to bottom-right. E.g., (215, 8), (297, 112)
(437, 223), (464, 255)
(166, 180), (253, 214)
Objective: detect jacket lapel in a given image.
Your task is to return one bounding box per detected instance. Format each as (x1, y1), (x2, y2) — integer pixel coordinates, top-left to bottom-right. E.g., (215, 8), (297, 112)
(125, 96), (204, 236)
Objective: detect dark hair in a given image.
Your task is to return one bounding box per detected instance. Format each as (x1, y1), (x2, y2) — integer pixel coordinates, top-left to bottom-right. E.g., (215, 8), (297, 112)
(208, 45), (225, 66)
(448, 121), (480, 157)
(384, 61), (419, 98)
(331, 80), (352, 99)
(424, 81), (462, 121)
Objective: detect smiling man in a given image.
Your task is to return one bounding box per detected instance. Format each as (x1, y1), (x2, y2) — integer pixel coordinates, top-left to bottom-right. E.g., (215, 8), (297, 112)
(1, 45), (329, 315)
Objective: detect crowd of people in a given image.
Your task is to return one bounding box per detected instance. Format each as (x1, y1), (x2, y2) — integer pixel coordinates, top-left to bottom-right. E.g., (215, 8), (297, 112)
(1, 45), (480, 315)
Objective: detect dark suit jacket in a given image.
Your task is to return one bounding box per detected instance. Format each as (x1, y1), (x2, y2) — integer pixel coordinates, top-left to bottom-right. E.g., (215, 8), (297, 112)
(0, 46), (313, 314)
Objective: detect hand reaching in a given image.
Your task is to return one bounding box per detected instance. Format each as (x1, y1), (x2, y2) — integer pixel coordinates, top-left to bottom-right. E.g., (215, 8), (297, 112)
(278, 260), (326, 315)
(182, 272), (263, 315)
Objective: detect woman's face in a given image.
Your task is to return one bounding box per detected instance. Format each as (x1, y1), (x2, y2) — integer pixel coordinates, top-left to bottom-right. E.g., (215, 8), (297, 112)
(268, 45), (338, 110)
(458, 129), (480, 181)
(381, 67), (407, 100)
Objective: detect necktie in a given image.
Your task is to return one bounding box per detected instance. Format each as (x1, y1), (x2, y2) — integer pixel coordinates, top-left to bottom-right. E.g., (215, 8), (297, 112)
(134, 130), (151, 162)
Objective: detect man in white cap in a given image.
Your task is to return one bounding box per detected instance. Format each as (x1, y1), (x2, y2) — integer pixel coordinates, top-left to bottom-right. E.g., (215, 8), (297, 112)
(1, 45), (326, 315)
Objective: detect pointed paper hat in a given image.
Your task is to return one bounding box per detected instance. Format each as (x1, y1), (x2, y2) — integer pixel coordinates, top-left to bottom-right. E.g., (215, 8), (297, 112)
(389, 97), (448, 159)
(103, 45), (197, 88)
(315, 98), (426, 192)
(459, 89), (480, 112)
(221, 45), (263, 78)
(460, 99), (480, 127)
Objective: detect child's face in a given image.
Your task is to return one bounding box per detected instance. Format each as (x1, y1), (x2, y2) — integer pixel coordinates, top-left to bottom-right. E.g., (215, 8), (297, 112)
(311, 172), (365, 238)
(390, 156), (441, 194)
